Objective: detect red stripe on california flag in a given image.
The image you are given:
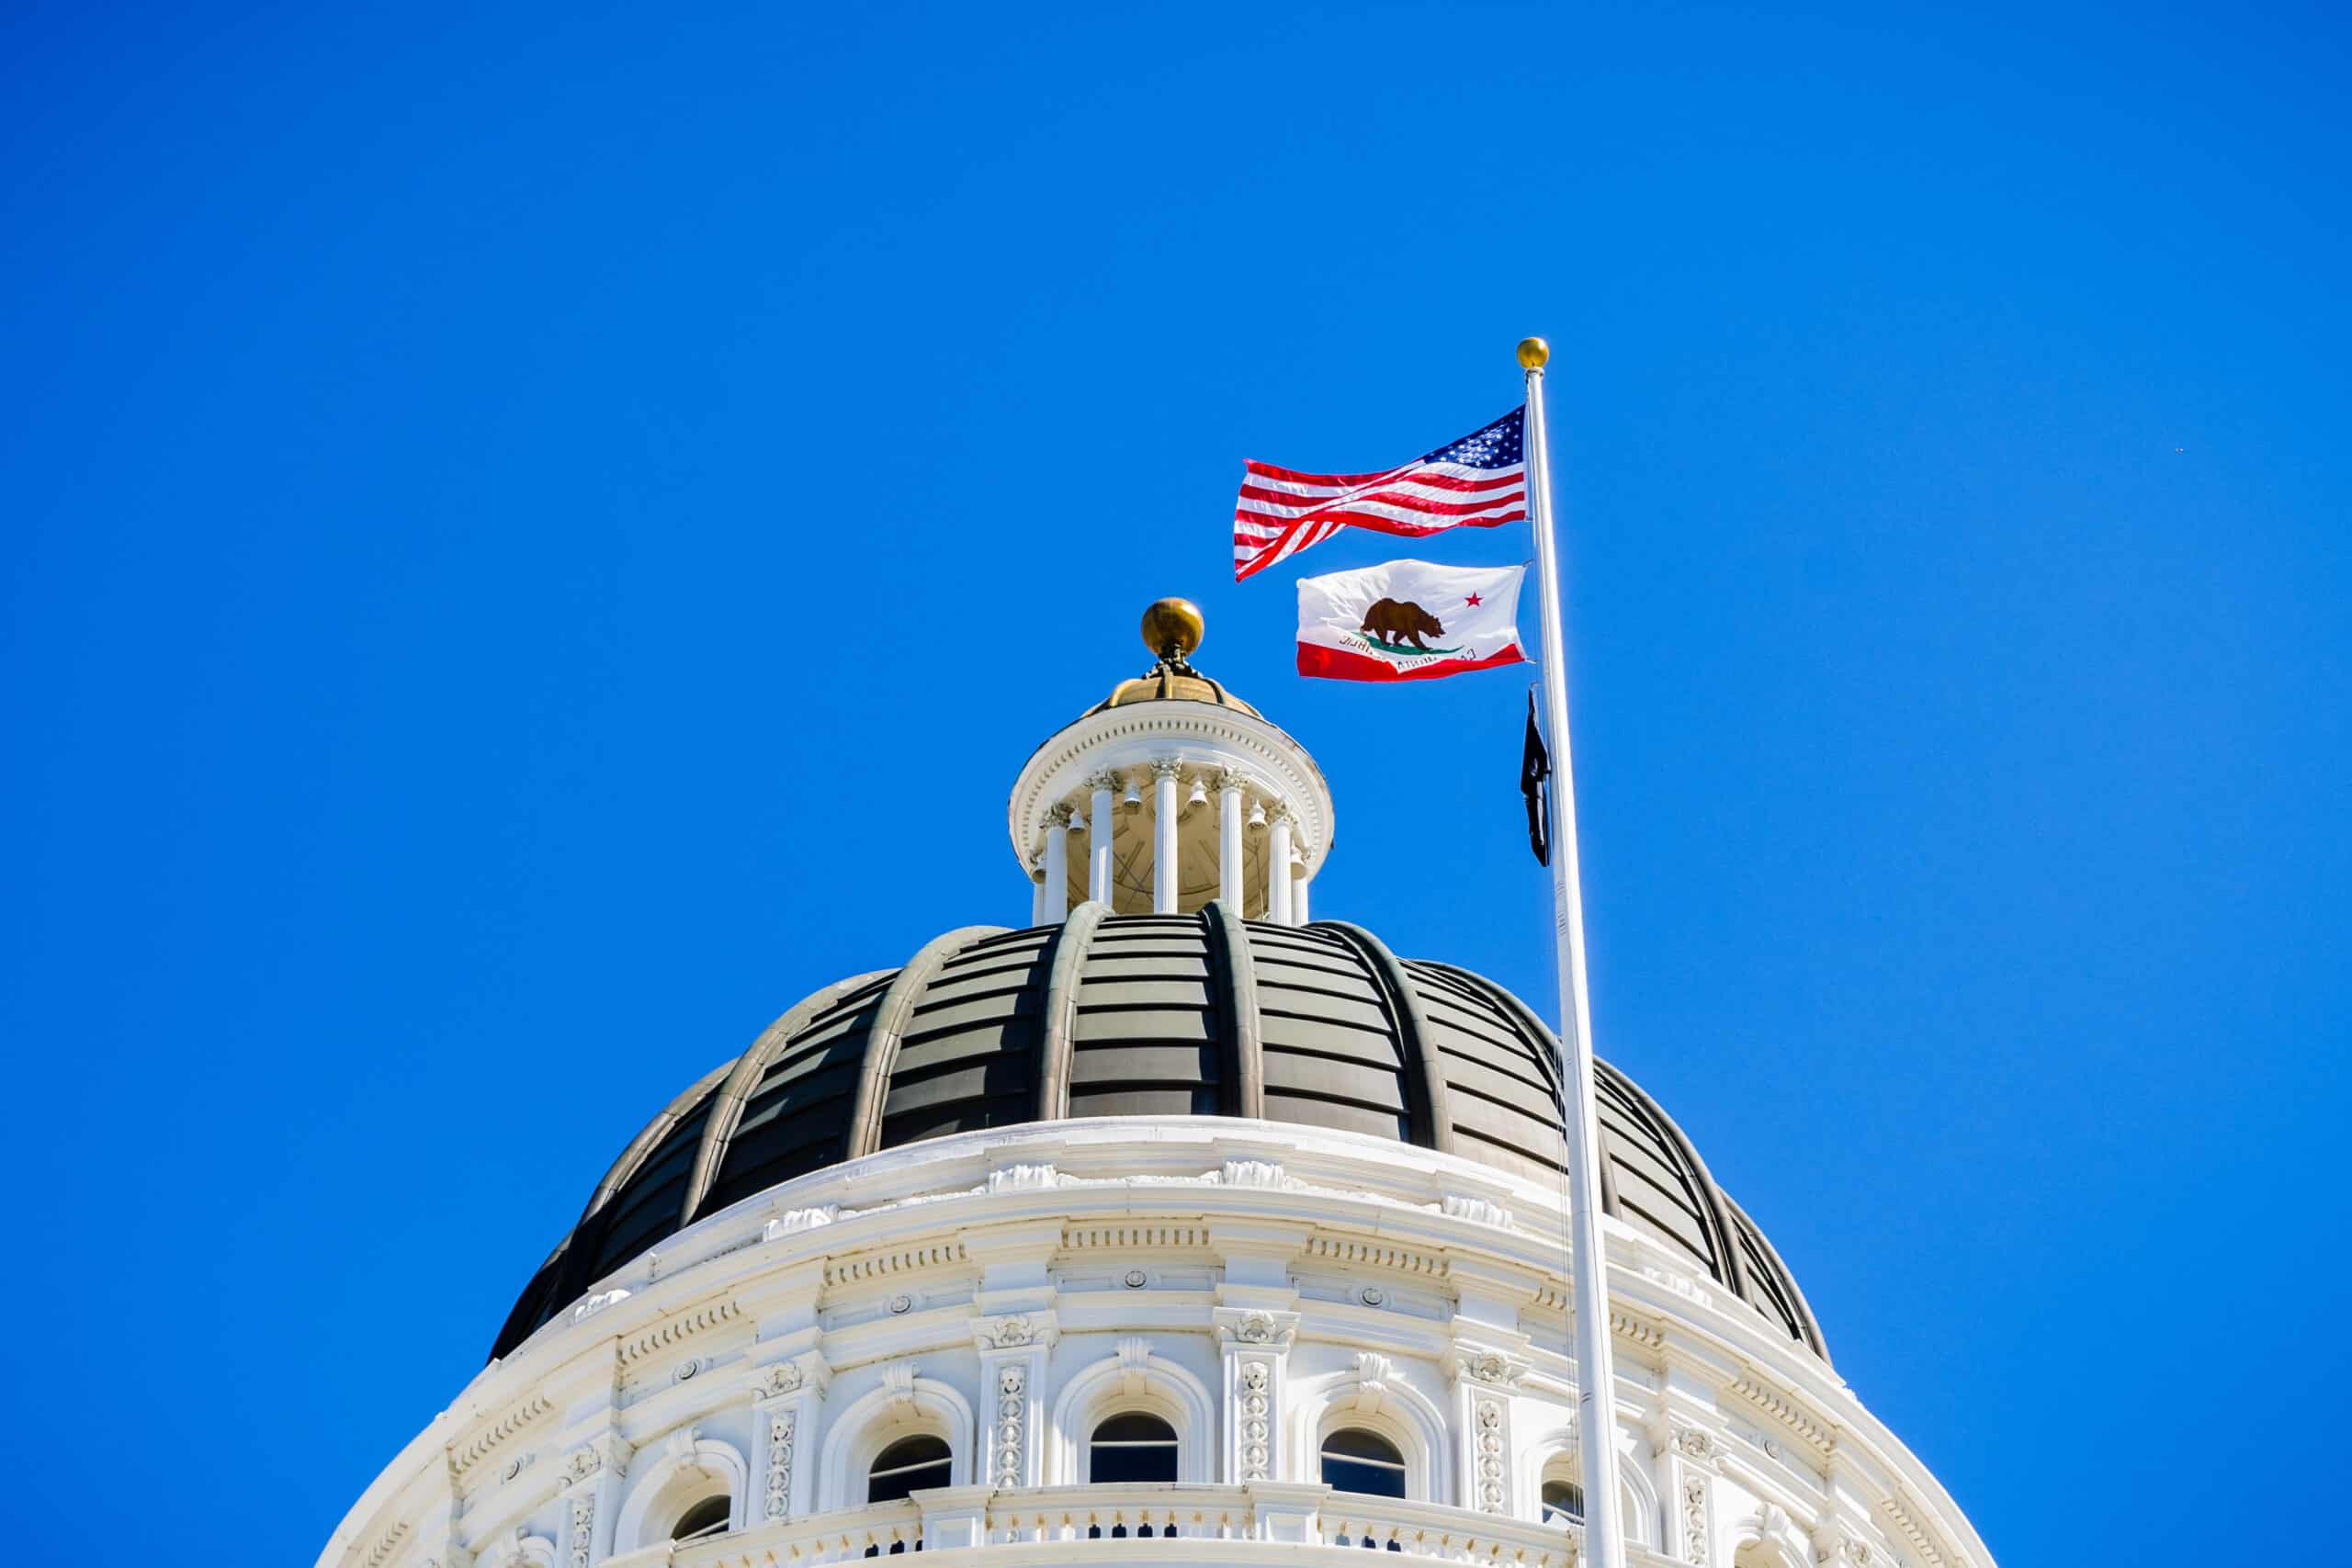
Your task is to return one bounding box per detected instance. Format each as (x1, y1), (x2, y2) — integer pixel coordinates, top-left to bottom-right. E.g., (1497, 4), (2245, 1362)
(1295, 641), (1529, 683)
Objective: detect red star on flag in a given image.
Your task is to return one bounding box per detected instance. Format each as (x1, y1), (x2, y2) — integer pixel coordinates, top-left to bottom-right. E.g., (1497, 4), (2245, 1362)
(1464, 592), (1483, 606)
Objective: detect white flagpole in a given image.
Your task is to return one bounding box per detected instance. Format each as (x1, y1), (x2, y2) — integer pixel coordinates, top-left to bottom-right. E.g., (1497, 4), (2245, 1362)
(1519, 335), (1628, 1568)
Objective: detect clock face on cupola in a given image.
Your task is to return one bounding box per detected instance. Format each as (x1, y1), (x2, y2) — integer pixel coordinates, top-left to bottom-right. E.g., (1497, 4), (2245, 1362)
(316, 598), (1991, 1568)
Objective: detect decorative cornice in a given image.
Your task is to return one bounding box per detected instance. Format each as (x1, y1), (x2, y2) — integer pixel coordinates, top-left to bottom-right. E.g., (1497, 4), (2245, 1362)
(822, 1239), (967, 1288)
(1310, 1234), (1446, 1277)
(1061, 1222), (1211, 1250)
(1731, 1377), (1835, 1455)
(1881, 1495), (1952, 1568)
(359, 1520), (409, 1568)
(1612, 1310), (1667, 1351)
(451, 1389), (555, 1476)
(616, 1298), (742, 1367)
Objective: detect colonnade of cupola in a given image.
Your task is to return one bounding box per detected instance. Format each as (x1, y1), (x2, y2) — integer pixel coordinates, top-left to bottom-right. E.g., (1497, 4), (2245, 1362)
(1007, 598), (1334, 927)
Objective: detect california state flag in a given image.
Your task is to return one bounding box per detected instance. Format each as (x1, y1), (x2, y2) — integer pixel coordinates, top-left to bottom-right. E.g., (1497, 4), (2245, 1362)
(1295, 559), (1529, 682)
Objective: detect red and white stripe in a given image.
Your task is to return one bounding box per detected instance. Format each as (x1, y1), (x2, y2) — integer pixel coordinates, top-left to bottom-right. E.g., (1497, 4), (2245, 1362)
(1233, 457), (1527, 581)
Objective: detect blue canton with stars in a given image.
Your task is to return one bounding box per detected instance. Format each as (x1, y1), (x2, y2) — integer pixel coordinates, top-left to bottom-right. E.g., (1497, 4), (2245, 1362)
(1418, 406), (1525, 468)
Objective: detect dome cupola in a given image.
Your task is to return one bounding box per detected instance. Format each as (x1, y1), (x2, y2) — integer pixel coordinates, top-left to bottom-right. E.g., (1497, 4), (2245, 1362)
(1010, 599), (1332, 924)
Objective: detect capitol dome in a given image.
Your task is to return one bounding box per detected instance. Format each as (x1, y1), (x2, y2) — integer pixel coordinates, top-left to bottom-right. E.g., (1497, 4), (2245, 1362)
(318, 600), (1990, 1568)
(492, 912), (1826, 1363)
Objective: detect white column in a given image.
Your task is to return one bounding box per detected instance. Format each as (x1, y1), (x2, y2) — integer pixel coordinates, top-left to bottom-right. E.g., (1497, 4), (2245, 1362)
(1292, 863), (1310, 925)
(1088, 773), (1118, 907)
(1043, 806), (1071, 922)
(1216, 769), (1245, 909)
(1029, 868), (1045, 926)
(1266, 811), (1295, 926)
(1151, 761), (1182, 914)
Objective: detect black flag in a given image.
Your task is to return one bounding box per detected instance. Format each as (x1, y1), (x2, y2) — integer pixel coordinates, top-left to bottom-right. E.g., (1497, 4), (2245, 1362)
(1521, 690), (1551, 866)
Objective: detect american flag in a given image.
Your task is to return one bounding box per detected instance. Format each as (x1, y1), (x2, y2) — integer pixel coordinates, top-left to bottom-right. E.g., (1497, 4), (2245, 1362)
(1233, 405), (1528, 581)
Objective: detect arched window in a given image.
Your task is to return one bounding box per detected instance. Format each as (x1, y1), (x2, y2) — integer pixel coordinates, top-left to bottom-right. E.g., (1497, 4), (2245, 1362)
(1089, 1413), (1179, 1483)
(1541, 1478), (1584, 1524)
(867, 1434), (953, 1503)
(1319, 1427), (1407, 1498)
(671, 1495), (731, 1541)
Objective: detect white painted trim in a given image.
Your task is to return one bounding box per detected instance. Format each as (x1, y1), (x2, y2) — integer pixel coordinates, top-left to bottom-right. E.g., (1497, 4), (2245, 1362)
(610, 1437), (748, 1554)
(1045, 1345), (1217, 1484)
(816, 1375), (977, 1514)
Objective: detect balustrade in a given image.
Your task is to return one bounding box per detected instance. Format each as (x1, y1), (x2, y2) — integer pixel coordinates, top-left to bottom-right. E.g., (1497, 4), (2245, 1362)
(648, 1485), (1613, 1568)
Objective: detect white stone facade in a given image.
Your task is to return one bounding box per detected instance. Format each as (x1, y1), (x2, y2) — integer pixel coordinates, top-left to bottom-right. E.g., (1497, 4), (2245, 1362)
(316, 1119), (1992, 1568)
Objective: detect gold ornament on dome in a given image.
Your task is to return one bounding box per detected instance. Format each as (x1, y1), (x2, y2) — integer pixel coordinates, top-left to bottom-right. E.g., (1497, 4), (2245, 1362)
(1140, 596), (1205, 660)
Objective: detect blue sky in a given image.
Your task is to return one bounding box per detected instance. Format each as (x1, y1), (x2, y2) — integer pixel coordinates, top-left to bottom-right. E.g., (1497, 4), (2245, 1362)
(5, 3), (2346, 1563)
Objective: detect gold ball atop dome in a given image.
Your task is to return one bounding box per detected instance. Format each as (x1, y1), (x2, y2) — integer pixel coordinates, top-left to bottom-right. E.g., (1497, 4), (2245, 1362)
(1140, 596), (1205, 659)
(1517, 336), (1551, 369)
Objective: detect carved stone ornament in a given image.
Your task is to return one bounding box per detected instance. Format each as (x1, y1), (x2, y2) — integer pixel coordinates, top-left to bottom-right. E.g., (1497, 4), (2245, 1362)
(988, 1162), (1058, 1192)
(1218, 1157), (1287, 1187)
(979, 1314), (1034, 1348)
(992, 1363), (1027, 1487)
(673, 1358), (699, 1382)
(888, 1292), (914, 1315)
(1236, 1359), (1274, 1481)
(1150, 758), (1184, 780)
(570, 1288), (629, 1324)
(764, 1204), (840, 1241)
(1463, 1350), (1520, 1386)
(1682, 1475), (1711, 1567)
(1213, 766), (1247, 793)
(1359, 1286), (1387, 1306)
(1674, 1426), (1715, 1461)
(1474, 1397), (1509, 1514)
(764, 1409), (797, 1521)
(569, 1496), (594, 1568)
(1442, 1193), (1515, 1228)
(755, 1360), (805, 1399)
(562, 1446), (602, 1483)
(1228, 1310), (1294, 1347)
(1123, 1268), (1149, 1289)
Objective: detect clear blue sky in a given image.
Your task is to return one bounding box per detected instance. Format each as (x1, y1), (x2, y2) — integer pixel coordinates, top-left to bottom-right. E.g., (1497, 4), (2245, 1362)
(6, 4), (2346, 1563)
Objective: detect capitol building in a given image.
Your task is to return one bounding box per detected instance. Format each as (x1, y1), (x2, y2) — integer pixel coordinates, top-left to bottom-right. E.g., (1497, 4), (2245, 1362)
(316, 603), (1993, 1568)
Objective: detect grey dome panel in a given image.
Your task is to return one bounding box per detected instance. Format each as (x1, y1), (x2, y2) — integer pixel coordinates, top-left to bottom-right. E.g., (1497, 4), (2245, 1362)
(491, 906), (1828, 1365)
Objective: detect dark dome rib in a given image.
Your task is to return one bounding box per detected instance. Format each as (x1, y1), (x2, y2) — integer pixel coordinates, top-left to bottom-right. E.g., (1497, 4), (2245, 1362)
(489, 908), (1828, 1364)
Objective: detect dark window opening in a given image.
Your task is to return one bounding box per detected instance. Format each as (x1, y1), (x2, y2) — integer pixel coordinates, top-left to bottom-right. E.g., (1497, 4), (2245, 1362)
(867, 1435), (953, 1503)
(1542, 1478), (1585, 1523)
(1319, 1427), (1407, 1499)
(671, 1495), (731, 1541)
(1090, 1412), (1180, 1483)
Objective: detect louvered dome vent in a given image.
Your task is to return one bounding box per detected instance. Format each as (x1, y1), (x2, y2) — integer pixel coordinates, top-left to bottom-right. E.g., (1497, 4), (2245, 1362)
(491, 908), (1827, 1364)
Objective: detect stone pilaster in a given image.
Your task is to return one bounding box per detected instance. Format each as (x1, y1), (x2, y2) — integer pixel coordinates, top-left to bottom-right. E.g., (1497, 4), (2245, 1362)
(1444, 1340), (1530, 1516)
(972, 1311), (1056, 1488)
(1214, 1305), (1299, 1484)
(749, 1353), (830, 1526)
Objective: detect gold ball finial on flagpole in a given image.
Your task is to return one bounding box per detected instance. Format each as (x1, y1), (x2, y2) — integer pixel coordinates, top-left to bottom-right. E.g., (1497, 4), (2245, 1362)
(1140, 596), (1205, 662)
(1516, 336), (1550, 370)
